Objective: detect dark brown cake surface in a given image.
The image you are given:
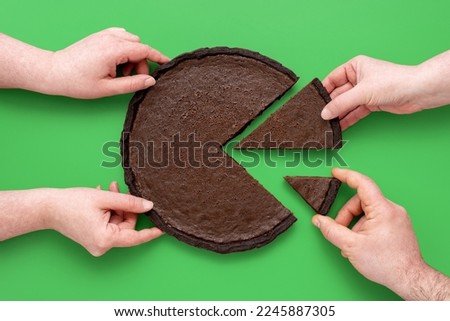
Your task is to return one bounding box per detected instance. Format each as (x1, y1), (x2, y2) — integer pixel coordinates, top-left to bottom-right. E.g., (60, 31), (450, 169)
(285, 176), (341, 215)
(235, 78), (342, 149)
(121, 47), (298, 253)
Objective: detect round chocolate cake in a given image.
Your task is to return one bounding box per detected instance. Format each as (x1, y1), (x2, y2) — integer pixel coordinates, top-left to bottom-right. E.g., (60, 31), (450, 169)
(121, 47), (299, 253)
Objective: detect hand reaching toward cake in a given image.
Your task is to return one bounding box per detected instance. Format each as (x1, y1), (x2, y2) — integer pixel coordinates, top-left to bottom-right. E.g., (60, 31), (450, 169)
(321, 51), (450, 130)
(0, 27), (170, 98)
(312, 168), (450, 300)
(0, 183), (163, 256)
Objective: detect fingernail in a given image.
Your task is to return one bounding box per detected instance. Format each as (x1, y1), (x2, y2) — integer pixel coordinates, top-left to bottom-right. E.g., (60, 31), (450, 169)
(144, 77), (156, 87)
(142, 200), (153, 210)
(321, 108), (332, 120)
(155, 228), (165, 235)
(312, 217), (321, 228)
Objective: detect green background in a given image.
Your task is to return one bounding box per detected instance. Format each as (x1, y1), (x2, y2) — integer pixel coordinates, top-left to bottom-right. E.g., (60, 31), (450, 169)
(1, 0), (449, 301)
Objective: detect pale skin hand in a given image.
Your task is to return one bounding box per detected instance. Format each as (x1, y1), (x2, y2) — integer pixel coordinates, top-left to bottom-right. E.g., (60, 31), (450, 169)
(0, 29), (166, 255)
(312, 168), (450, 300)
(321, 50), (450, 130)
(0, 27), (170, 98)
(0, 182), (164, 256)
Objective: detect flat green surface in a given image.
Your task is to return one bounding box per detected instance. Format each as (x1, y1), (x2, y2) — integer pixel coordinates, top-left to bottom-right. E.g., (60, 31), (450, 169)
(1, 0), (449, 300)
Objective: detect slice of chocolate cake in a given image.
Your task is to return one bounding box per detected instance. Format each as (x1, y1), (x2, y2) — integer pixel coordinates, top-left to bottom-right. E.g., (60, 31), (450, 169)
(121, 47), (298, 253)
(235, 78), (342, 149)
(284, 176), (341, 215)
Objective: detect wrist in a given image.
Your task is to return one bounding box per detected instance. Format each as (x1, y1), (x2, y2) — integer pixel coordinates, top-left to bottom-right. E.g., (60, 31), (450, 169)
(0, 33), (56, 94)
(395, 64), (427, 112)
(41, 50), (71, 97)
(23, 50), (58, 95)
(0, 189), (56, 241)
(389, 259), (450, 300)
(35, 188), (64, 231)
(415, 51), (450, 109)
(387, 258), (428, 299)
(26, 188), (57, 231)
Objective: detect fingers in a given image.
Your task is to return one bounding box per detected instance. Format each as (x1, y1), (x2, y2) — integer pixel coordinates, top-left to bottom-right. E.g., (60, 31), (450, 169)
(112, 44), (168, 91)
(103, 27), (170, 64)
(335, 194), (363, 226)
(108, 181), (125, 225)
(98, 190), (153, 213)
(119, 43), (170, 65)
(121, 63), (135, 77)
(323, 60), (357, 93)
(332, 168), (384, 212)
(113, 29), (140, 42)
(136, 60), (150, 75)
(329, 82), (354, 101)
(312, 215), (356, 250)
(144, 46), (170, 64)
(104, 74), (156, 95)
(111, 227), (164, 248)
(101, 27), (170, 65)
(351, 215), (368, 232)
(121, 61), (150, 77)
(321, 84), (366, 120)
(119, 211), (139, 229)
(102, 27), (141, 42)
(322, 57), (368, 122)
(90, 226), (164, 256)
(109, 181), (119, 193)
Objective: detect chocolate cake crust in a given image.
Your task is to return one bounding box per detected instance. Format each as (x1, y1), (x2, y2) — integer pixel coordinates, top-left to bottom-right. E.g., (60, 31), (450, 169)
(311, 78), (342, 149)
(319, 178), (342, 215)
(152, 47), (298, 83)
(148, 206), (297, 253)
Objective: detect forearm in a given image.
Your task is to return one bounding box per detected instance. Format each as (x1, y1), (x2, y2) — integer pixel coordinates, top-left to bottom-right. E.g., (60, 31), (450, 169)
(0, 189), (51, 241)
(0, 33), (54, 93)
(391, 260), (450, 301)
(416, 50), (450, 109)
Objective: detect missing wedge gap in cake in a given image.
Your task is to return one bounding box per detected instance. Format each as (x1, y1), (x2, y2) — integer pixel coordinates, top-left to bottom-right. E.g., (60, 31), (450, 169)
(116, 130), (348, 170)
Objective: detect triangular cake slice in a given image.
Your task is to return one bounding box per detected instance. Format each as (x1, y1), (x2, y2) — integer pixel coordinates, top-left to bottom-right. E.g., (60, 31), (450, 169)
(235, 78), (341, 149)
(285, 176), (341, 215)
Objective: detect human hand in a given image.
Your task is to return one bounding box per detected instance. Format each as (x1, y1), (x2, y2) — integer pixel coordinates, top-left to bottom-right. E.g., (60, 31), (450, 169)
(48, 27), (170, 98)
(312, 168), (450, 300)
(45, 182), (164, 256)
(321, 52), (450, 130)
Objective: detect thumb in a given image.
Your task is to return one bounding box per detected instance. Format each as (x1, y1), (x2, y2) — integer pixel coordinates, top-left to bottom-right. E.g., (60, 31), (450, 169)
(321, 85), (366, 120)
(312, 214), (355, 250)
(99, 191), (153, 213)
(105, 74), (156, 95)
